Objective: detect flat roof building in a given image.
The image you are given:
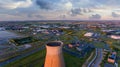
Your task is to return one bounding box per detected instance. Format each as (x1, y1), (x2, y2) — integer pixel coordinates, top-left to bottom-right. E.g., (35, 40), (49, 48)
(108, 52), (116, 63)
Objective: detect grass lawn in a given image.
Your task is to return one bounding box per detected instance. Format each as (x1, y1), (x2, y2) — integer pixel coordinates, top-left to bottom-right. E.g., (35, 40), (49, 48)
(4, 49), (46, 67)
(113, 45), (120, 50)
(82, 50), (95, 67)
(93, 41), (105, 48)
(4, 48), (92, 67)
(117, 51), (120, 56)
(64, 52), (83, 67)
(117, 51), (120, 67)
(64, 48), (93, 67)
(87, 50), (95, 63)
(118, 60), (120, 67)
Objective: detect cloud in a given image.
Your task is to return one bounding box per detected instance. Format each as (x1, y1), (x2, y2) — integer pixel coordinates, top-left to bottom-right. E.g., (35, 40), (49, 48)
(27, 14), (45, 18)
(70, 8), (92, 16)
(35, 0), (70, 11)
(1, 0), (120, 21)
(112, 12), (120, 18)
(92, 0), (120, 6)
(35, 0), (53, 10)
(65, 2), (73, 10)
(83, 8), (92, 13)
(35, 15), (45, 18)
(59, 15), (66, 19)
(69, 0), (120, 9)
(0, 0), (32, 9)
(83, 9), (87, 13)
(70, 8), (82, 16)
(89, 14), (101, 19)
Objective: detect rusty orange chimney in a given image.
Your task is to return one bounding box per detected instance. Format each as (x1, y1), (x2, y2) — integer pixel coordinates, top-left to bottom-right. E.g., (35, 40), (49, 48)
(44, 41), (65, 67)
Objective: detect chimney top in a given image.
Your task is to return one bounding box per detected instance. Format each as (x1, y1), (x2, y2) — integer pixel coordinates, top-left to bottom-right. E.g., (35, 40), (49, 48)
(47, 41), (63, 47)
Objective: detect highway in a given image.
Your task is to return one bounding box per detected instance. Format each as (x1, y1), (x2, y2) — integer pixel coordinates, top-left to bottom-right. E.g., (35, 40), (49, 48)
(88, 48), (103, 67)
(0, 45), (45, 67)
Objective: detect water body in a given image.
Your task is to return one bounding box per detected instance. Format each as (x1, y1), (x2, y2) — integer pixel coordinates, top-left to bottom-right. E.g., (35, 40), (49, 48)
(0, 31), (19, 45)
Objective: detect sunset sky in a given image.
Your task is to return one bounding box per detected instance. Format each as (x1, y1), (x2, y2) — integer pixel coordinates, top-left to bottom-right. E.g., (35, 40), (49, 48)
(0, 0), (120, 21)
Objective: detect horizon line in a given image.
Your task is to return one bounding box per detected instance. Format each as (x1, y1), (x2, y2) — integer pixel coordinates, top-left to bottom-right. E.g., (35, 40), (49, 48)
(1, 19), (120, 22)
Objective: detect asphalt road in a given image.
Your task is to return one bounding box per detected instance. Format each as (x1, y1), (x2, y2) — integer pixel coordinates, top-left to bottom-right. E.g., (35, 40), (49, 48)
(88, 48), (103, 67)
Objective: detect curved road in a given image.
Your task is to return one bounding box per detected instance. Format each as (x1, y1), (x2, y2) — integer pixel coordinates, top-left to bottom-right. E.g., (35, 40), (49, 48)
(88, 48), (103, 67)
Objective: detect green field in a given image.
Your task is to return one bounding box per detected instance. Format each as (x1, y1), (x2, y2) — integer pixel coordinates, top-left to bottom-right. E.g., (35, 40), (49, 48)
(5, 49), (46, 67)
(5, 48), (92, 67)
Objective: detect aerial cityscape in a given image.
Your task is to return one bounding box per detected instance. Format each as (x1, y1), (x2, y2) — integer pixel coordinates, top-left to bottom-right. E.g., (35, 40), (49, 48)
(0, 0), (120, 67)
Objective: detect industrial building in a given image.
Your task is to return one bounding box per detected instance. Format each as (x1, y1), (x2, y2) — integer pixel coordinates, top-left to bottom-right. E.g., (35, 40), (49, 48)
(44, 41), (65, 67)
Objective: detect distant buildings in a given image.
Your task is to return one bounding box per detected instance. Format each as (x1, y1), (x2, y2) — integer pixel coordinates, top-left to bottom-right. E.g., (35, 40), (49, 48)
(101, 30), (115, 32)
(59, 26), (70, 29)
(67, 41), (94, 52)
(110, 35), (120, 39)
(68, 43), (79, 48)
(102, 29), (120, 39)
(39, 25), (50, 28)
(84, 32), (94, 37)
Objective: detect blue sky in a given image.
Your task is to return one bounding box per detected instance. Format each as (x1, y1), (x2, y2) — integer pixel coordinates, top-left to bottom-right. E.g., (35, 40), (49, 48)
(0, 0), (120, 21)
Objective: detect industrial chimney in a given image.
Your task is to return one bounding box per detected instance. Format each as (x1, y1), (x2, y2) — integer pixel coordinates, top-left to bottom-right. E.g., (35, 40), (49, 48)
(44, 41), (65, 67)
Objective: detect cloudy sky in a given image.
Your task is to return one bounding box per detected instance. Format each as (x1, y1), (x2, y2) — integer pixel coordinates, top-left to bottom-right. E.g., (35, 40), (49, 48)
(0, 0), (120, 21)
